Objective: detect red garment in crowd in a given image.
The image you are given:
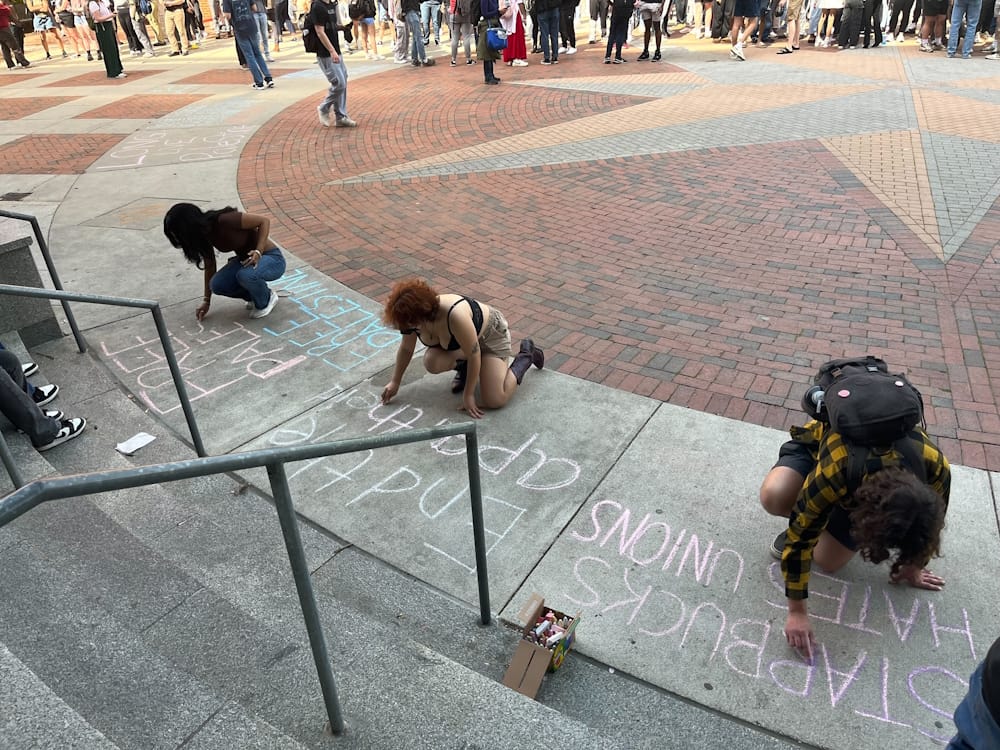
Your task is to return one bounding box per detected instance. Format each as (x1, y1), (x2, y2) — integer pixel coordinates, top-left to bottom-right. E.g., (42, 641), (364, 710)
(502, 11), (526, 62)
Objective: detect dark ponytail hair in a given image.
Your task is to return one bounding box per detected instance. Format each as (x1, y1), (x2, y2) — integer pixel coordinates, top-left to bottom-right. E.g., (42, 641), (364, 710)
(163, 203), (236, 269)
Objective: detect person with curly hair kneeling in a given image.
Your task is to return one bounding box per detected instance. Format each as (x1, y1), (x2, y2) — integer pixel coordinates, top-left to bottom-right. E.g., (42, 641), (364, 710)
(759, 419), (950, 662)
(380, 279), (543, 419)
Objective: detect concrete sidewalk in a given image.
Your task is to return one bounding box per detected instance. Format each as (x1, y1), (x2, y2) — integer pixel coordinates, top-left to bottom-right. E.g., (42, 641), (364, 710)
(1, 27), (998, 749)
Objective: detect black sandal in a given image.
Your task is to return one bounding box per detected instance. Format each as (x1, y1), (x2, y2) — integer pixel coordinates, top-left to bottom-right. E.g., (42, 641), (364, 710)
(777, 46), (794, 54)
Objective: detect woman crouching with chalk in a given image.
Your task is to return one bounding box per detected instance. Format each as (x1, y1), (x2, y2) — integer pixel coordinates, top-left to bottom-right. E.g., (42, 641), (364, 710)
(163, 203), (286, 321)
(380, 279), (544, 418)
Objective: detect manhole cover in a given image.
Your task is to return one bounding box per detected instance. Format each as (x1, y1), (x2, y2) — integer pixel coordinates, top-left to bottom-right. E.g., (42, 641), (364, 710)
(1, 193), (31, 201)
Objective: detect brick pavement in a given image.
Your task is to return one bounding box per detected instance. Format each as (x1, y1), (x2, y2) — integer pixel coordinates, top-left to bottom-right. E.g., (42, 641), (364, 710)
(0, 96), (80, 119)
(239, 40), (1000, 470)
(0, 133), (125, 173)
(73, 94), (211, 119)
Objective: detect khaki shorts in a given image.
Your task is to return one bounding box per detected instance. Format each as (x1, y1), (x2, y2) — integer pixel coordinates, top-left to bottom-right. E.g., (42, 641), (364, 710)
(480, 309), (512, 361)
(786, 0), (803, 21)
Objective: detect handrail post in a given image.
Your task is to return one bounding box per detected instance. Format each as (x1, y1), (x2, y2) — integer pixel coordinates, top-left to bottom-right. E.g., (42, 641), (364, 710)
(0, 433), (24, 489)
(465, 430), (491, 626)
(266, 461), (346, 736)
(149, 305), (206, 457)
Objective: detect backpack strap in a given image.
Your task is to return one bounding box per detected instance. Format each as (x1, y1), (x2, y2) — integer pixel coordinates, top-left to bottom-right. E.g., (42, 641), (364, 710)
(845, 434), (927, 497)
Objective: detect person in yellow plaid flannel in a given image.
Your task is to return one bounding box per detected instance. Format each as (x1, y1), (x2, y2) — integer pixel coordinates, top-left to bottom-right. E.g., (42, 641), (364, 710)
(759, 418), (950, 661)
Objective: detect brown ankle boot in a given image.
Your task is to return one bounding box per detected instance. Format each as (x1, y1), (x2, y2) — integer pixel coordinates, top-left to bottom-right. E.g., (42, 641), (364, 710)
(509, 339), (544, 384)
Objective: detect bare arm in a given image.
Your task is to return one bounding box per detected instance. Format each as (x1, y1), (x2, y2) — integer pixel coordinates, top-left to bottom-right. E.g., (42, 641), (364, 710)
(381, 333), (417, 404)
(449, 308), (483, 419)
(196, 252), (217, 321)
(314, 24), (341, 62)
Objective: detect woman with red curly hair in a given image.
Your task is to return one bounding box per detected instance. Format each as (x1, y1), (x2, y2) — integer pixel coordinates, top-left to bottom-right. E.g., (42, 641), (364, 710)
(380, 279), (543, 418)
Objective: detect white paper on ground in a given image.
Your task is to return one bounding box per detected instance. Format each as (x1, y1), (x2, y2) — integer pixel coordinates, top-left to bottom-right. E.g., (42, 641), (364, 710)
(116, 432), (156, 455)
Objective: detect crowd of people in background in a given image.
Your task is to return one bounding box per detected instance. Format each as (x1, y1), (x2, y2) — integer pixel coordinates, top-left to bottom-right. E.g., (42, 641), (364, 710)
(2, 0), (998, 73)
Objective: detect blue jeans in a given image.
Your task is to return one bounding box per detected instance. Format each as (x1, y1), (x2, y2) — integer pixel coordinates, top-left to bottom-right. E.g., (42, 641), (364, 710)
(236, 29), (272, 85)
(420, 0), (441, 41)
(948, 660), (1000, 749)
(317, 54), (349, 120)
(537, 7), (560, 60)
(210, 248), (285, 308)
(0, 350), (56, 447)
(0, 342), (33, 396)
(252, 10), (270, 56)
(947, 0), (982, 54)
(405, 9), (428, 60)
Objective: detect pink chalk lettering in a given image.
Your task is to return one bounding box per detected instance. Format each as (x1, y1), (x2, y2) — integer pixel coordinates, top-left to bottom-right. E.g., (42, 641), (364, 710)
(624, 517), (672, 567)
(676, 534), (714, 584)
(768, 655), (816, 698)
(571, 500), (622, 543)
(908, 665), (966, 744)
(661, 529), (686, 571)
(601, 567), (652, 625)
(854, 657), (912, 728)
(723, 619), (771, 678)
(927, 603), (976, 659)
(638, 591), (686, 638)
(842, 584), (882, 636)
(801, 570), (850, 625)
(564, 555), (609, 608)
(884, 591), (921, 643)
(820, 643), (868, 707)
(705, 548), (744, 593)
(680, 602), (727, 660)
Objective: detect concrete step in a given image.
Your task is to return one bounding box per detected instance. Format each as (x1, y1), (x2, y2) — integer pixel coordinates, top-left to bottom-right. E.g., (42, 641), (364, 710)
(0, 641), (120, 750)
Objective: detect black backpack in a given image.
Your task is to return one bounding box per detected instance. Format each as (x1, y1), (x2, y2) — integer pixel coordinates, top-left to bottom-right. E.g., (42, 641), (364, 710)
(802, 355), (927, 491)
(302, 12), (320, 52)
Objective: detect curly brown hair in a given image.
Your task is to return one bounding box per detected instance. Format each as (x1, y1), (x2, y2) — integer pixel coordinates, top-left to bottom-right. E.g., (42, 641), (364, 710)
(849, 467), (946, 578)
(382, 279), (440, 330)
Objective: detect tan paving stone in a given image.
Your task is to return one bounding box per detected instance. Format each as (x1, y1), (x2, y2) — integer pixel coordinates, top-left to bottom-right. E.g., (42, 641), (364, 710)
(823, 131), (943, 258)
(912, 88), (1000, 143)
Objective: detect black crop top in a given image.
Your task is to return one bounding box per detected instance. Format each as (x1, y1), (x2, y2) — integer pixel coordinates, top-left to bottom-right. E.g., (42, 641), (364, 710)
(417, 297), (484, 351)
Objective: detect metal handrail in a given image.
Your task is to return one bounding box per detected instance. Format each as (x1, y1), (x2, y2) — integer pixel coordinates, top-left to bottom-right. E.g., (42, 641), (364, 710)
(0, 284), (206, 485)
(0, 421), (490, 736)
(0, 209), (85, 353)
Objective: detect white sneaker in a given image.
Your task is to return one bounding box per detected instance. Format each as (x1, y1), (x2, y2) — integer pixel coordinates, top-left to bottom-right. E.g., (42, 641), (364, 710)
(557, 45), (567, 53)
(512, 58), (528, 65)
(565, 46), (576, 53)
(249, 290), (278, 319)
(37, 417), (86, 452)
(731, 42), (745, 59)
(22, 361), (38, 377)
(335, 116), (358, 128)
(896, 31), (905, 42)
(318, 107), (331, 127)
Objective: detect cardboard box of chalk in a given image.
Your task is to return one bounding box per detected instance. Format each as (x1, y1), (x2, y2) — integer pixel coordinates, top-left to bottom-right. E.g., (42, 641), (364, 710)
(500, 593), (580, 699)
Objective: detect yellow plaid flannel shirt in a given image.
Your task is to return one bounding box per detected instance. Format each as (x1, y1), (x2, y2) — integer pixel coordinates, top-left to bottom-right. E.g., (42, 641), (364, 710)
(782, 420), (951, 600)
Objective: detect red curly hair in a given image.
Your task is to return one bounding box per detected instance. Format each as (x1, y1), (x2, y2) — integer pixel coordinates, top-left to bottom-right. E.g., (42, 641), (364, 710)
(382, 279), (440, 330)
